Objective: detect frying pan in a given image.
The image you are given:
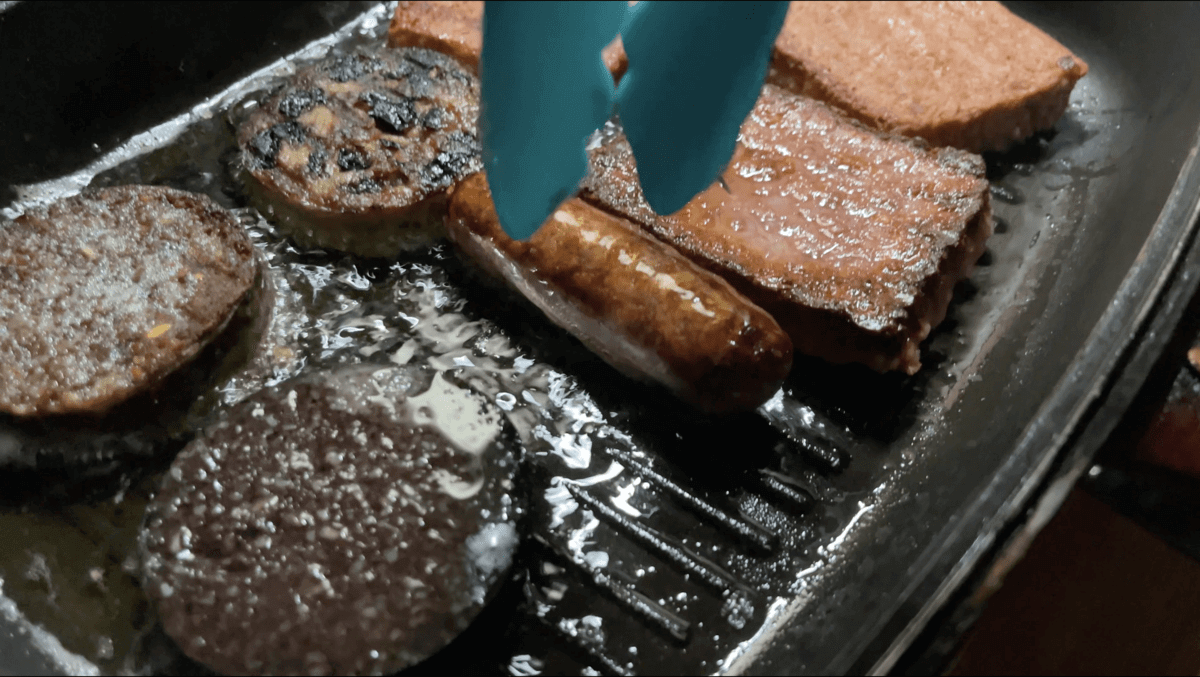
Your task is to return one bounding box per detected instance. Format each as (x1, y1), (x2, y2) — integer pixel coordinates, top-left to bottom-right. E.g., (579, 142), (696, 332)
(2, 2), (1200, 674)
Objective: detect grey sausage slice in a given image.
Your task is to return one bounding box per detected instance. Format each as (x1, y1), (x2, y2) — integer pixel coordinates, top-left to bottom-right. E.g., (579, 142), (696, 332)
(446, 173), (793, 414)
(0, 185), (256, 417)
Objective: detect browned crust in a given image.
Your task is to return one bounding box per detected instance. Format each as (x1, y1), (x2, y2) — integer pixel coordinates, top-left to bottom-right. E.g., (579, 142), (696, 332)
(735, 193), (992, 374)
(447, 174), (793, 413)
(0, 186), (256, 416)
(768, 1), (1088, 153)
(602, 35), (629, 84)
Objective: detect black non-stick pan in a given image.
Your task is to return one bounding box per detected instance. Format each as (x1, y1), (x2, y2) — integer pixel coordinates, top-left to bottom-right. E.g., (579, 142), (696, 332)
(2, 2), (1200, 675)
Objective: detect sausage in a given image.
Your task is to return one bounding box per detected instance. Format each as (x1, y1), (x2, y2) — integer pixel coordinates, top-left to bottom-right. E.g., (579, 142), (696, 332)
(446, 174), (793, 414)
(0, 185), (257, 417)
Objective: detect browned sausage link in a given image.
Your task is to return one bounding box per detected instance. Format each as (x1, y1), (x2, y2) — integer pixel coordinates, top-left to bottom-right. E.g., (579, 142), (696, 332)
(446, 174), (793, 413)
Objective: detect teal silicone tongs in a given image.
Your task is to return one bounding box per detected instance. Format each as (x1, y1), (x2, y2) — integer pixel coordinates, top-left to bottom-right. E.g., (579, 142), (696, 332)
(479, 1), (790, 241)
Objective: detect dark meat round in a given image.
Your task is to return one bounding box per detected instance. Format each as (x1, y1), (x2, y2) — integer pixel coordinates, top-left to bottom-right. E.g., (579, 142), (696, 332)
(0, 185), (257, 417)
(139, 366), (522, 676)
(237, 47), (482, 258)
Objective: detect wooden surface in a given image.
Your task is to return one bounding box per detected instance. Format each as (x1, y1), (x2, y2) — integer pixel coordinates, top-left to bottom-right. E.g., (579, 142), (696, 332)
(948, 488), (1200, 676)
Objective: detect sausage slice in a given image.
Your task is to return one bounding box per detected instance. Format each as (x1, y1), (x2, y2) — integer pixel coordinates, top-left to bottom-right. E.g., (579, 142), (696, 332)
(237, 47), (481, 258)
(0, 185), (256, 417)
(140, 366), (522, 676)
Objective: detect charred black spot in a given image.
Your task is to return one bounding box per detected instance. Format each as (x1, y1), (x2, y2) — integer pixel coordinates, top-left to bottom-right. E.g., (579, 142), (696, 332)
(362, 91), (418, 134)
(417, 131), (480, 188)
(394, 51), (470, 87)
(447, 67), (475, 85)
(246, 122), (306, 170)
(404, 51), (439, 70)
(442, 130), (482, 157)
(419, 158), (453, 189)
(379, 139), (401, 151)
(325, 54), (382, 83)
(247, 130), (278, 169)
(435, 150), (473, 175)
(387, 54), (444, 98)
(344, 178), (381, 194)
(277, 87), (327, 118)
(383, 61), (415, 82)
(337, 148), (371, 171)
(307, 148), (328, 176)
(326, 56), (362, 83)
(419, 140), (478, 190)
(271, 121), (306, 142)
(422, 108), (446, 130)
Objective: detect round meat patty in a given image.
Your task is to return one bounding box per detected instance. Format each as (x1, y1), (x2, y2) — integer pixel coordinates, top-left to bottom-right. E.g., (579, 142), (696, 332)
(0, 260), (271, 467)
(237, 47), (482, 258)
(139, 366), (523, 676)
(0, 185), (257, 417)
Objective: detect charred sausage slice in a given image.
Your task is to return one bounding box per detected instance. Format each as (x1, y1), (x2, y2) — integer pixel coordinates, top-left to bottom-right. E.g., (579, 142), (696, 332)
(237, 46), (481, 258)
